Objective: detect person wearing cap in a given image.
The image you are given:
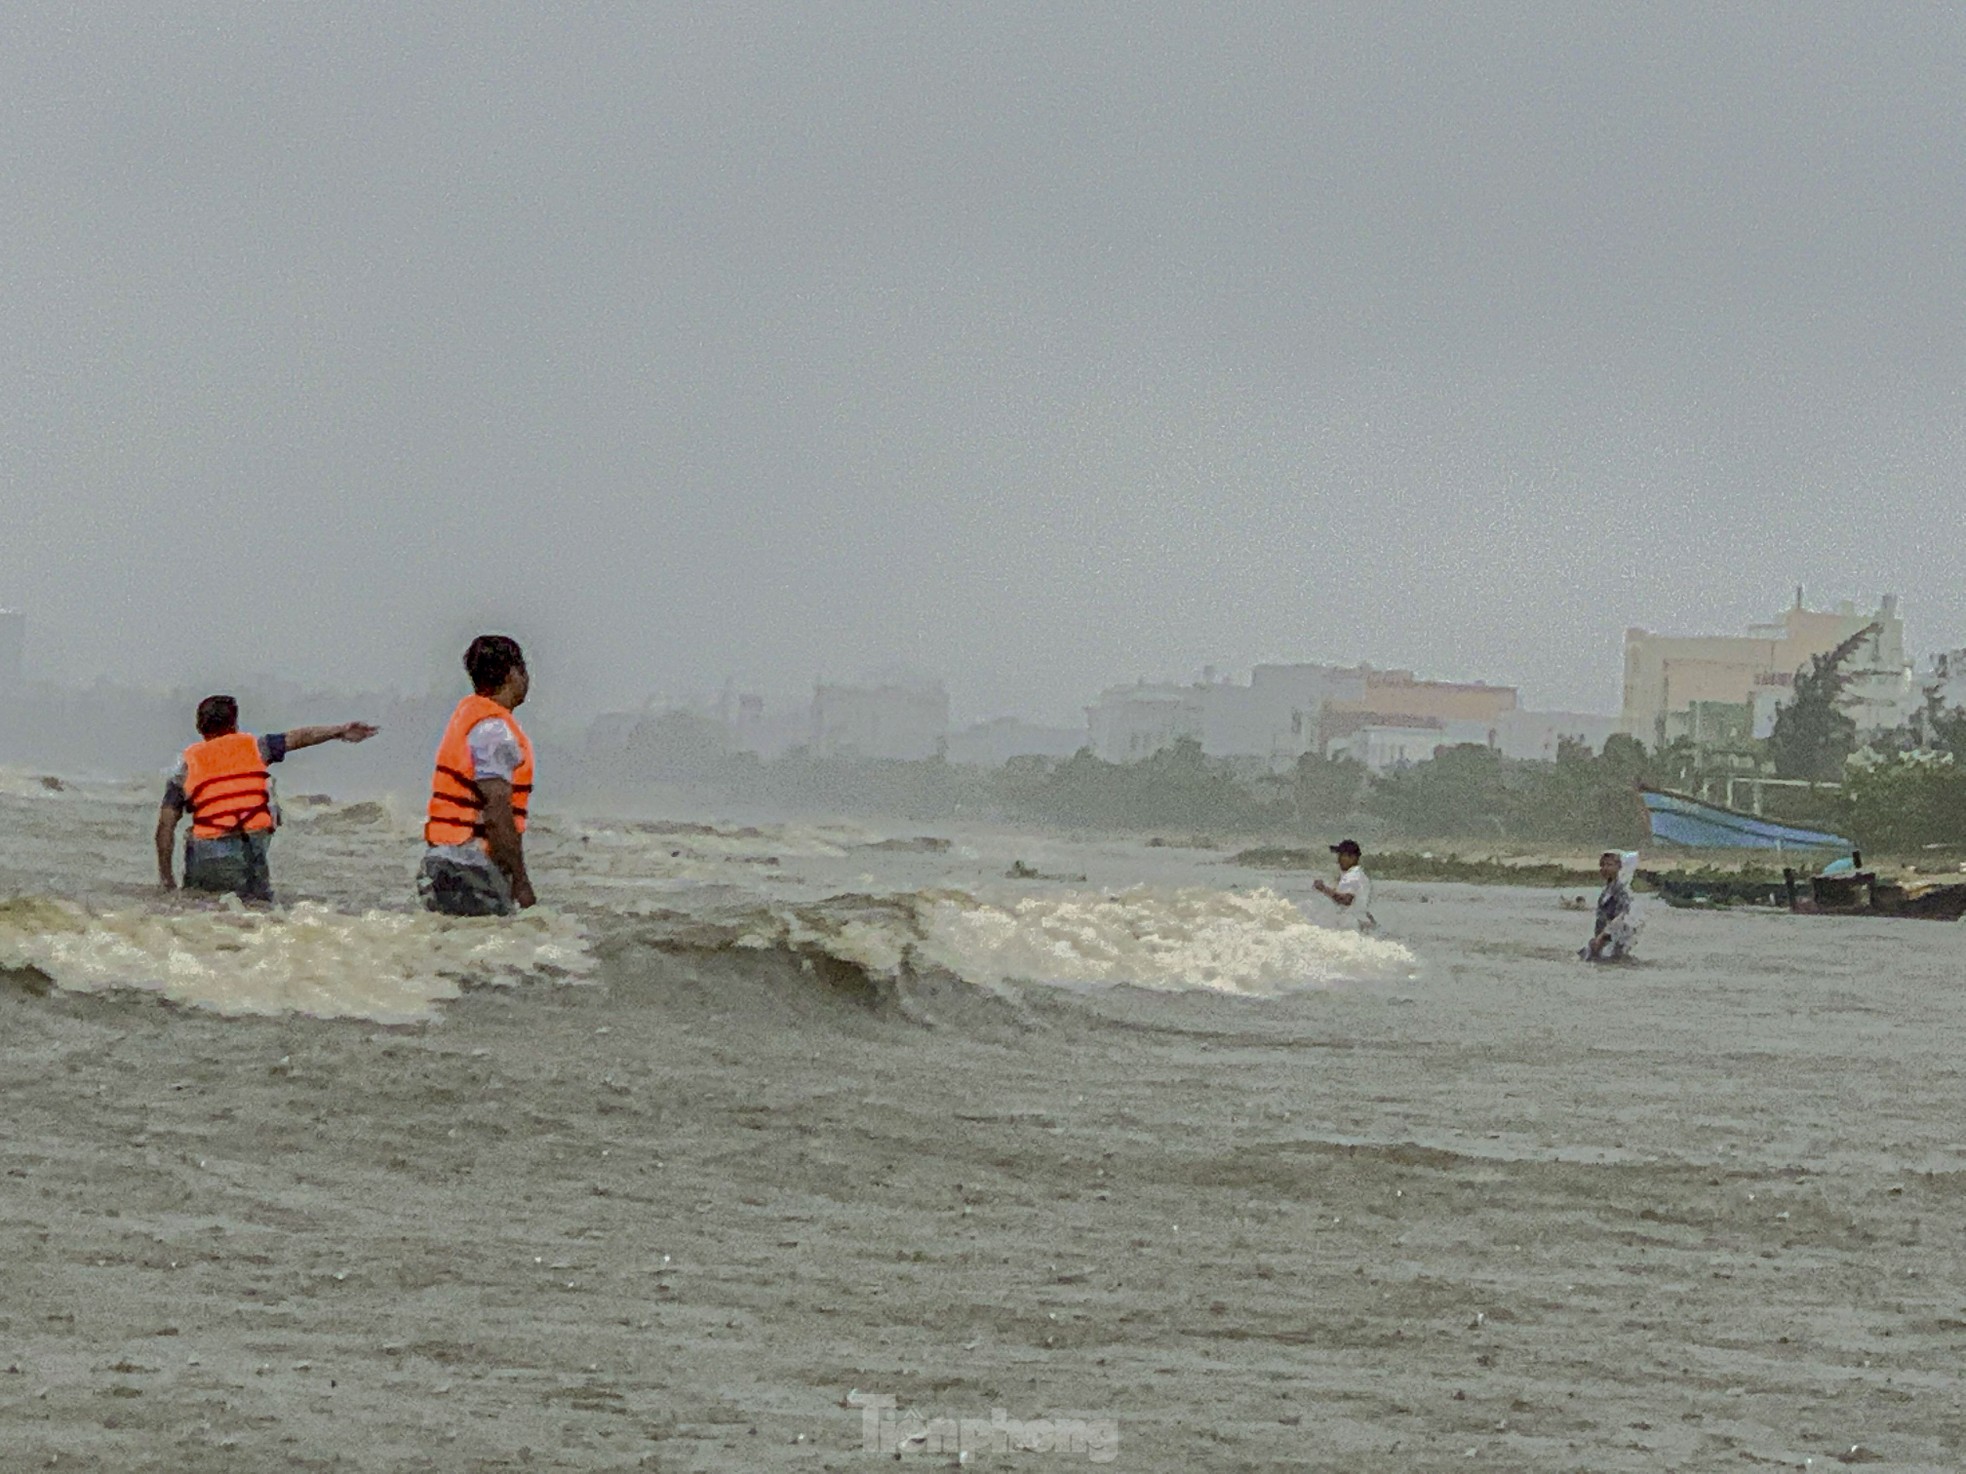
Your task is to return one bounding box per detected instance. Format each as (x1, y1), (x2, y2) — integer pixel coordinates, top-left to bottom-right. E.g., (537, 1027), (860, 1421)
(1314, 839), (1376, 934)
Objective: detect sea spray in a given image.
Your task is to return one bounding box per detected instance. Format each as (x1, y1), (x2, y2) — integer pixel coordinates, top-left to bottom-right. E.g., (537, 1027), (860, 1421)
(0, 897), (594, 1024)
(913, 885), (1416, 995)
(629, 885), (1417, 1002)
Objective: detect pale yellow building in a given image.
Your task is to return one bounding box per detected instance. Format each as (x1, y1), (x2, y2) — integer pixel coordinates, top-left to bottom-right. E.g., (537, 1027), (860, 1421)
(1622, 594), (1912, 748)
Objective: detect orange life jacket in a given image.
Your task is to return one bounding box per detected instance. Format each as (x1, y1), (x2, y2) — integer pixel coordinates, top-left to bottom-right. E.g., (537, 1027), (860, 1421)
(182, 732), (276, 840)
(425, 694), (534, 848)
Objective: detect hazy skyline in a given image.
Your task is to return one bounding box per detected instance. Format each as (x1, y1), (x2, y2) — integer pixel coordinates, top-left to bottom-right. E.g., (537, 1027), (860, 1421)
(5, 5), (1964, 728)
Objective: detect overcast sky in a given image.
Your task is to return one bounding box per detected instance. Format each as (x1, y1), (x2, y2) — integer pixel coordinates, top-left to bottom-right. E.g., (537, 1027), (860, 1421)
(3, 4), (1963, 727)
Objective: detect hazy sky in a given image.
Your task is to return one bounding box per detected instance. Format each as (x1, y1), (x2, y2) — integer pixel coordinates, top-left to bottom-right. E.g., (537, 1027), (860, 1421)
(4, 4), (1963, 727)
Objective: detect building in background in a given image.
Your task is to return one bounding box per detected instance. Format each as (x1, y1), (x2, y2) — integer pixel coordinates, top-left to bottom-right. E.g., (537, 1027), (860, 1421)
(811, 674), (949, 761)
(1184, 662), (1380, 764)
(1493, 708), (1624, 762)
(1924, 649), (1966, 716)
(1622, 593), (1914, 748)
(1317, 670), (1518, 756)
(1086, 662), (1384, 767)
(1085, 662), (1615, 770)
(1084, 681), (1204, 762)
(1337, 723), (1447, 773)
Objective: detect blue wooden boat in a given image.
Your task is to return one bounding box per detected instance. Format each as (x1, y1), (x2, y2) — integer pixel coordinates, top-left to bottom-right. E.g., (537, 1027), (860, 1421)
(1638, 786), (1852, 852)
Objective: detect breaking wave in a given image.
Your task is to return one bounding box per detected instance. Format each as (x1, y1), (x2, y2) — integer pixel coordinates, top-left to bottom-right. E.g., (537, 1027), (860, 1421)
(634, 885), (1417, 1007)
(914, 885), (1414, 995)
(0, 897), (595, 1025)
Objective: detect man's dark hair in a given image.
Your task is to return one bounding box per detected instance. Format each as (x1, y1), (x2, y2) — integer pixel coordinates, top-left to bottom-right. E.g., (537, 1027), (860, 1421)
(195, 695), (240, 738)
(464, 635), (526, 695)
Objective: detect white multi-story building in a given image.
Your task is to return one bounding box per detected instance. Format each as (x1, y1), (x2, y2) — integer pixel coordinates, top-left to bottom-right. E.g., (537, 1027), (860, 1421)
(811, 676), (950, 761)
(1085, 662), (1377, 767)
(1084, 682), (1204, 762)
(1340, 724), (1444, 773)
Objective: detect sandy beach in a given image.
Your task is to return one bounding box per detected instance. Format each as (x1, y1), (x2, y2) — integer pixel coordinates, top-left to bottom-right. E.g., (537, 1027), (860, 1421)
(2, 777), (1962, 1472)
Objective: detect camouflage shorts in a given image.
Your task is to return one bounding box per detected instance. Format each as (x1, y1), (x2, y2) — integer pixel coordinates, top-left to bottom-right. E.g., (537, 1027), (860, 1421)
(417, 852), (514, 918)
(183, 832), (275, 904)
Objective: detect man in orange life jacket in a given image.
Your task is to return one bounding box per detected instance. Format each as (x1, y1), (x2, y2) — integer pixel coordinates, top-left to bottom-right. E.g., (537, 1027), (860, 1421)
(419, 634), (536, 917)
(156, 695), (378, 902)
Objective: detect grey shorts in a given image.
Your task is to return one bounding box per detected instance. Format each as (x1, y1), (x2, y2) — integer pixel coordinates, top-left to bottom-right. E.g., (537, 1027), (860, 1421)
(417, 852), (514, 918)
(183, 831), (275, 903)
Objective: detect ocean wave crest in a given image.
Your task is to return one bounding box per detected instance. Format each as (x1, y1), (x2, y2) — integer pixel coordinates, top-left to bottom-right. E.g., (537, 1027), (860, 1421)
(637, 884), (1415, 1005)
(0, 897), (595, 1024)
(914, 885), (1415, 995)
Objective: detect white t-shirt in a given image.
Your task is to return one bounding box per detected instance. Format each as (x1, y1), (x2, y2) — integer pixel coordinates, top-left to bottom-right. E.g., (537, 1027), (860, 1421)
(465, 717), (524, 783)
(1334, 865), (1373, 931)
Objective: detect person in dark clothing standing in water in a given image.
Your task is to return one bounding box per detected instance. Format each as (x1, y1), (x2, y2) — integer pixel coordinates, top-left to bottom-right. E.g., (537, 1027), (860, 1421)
(419, 635), (536, 916)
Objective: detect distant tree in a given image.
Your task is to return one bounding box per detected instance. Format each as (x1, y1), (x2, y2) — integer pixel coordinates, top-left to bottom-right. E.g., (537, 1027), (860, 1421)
(1646, 734), (1701, 790)
(1292, 751), (1368, 826)
(1599, 731), (1649, 772)
(1839, 748), (1966, 851)
(1911, 688), (1966, 761)
(1368, 743), (1508, 837)
(1006, 737), (1264, 831)
(1765, 626), (1875, 783)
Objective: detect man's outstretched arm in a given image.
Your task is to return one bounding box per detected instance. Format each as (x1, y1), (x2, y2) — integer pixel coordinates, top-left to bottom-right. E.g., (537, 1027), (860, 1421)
(281, 722), (379, 753)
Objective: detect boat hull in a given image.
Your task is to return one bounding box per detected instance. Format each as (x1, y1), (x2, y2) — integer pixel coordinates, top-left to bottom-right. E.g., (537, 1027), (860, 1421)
(1802, 873), (1966, 921)
(1639, 787), (1852, 852)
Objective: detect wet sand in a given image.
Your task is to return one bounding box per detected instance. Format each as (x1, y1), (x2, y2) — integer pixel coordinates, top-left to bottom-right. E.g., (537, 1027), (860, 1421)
(2, 785), (1964, 1471)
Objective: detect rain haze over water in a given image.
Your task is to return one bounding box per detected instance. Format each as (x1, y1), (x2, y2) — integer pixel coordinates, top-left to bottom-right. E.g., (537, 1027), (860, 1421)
(7, 13), (1966, 1471)
(4, 5), (1965, 725)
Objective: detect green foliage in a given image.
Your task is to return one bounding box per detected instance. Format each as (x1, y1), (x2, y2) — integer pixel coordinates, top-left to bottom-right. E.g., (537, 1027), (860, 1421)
(1002, 738), (1267, 831)
(1765, 626), (1873, 781)
(1366, 743), (1510, 837)
(1359, 736), (1658, 847)
(1504, 734), (1650, 846)
(1838, 749), (1966, 851)
(1292, 751), (1369, 825)
(578, 723), (1786, 853)
(1908, 689), (1966, 760)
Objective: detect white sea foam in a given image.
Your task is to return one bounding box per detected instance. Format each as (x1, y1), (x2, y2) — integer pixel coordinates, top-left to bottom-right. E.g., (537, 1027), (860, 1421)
(0, 898), (595, 1024)
(913, 886), (1415, 995)
(767, 886), (1417, 997)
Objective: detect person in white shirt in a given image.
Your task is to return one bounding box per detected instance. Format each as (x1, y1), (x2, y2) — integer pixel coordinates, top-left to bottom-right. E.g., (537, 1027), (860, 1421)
(1313, 839), (1376, 934)
(419, 635), (537, 916)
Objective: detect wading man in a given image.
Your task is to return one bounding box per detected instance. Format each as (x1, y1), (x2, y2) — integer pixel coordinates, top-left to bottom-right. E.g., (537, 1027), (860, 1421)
(1582, 850), (1637, 961)
(1313, 838), (1377, 935)
(420, 634), (536, 916)
(156, 696), (378, 902)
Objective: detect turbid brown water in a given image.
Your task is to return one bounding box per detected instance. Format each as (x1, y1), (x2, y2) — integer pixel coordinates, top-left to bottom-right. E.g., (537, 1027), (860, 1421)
(1, 774), (1961, 1471)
